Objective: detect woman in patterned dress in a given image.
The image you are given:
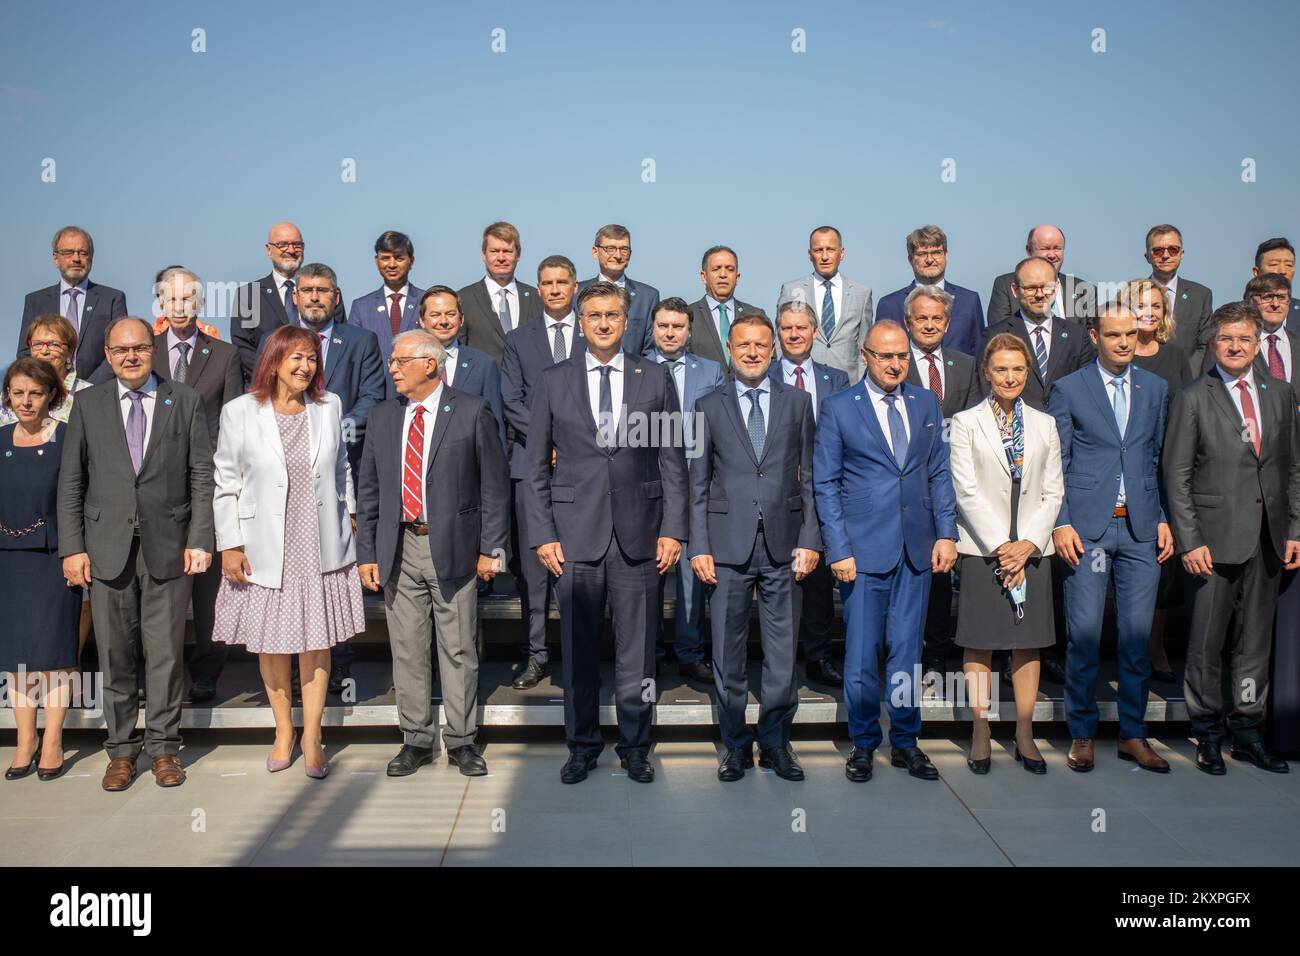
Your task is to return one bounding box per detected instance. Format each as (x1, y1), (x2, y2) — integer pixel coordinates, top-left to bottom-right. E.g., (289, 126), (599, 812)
(211, 326), (365, 778)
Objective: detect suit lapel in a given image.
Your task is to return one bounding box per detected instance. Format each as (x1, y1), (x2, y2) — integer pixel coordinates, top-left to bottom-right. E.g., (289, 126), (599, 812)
(152, 336), (170, 380)
(621, 356), (645, 430)
(257, 399), (287, 468)
(424, 390), (455, 469)
(899, 386), (924, 468)
(760, 383), (788, 464)
(140, 380), (176, 471)
(323, 328), (346, 389)
(695, 301), (724, 363)
(185, 333), (215, 384)
(975, 400), (1013, 478)
(262, 275), (288, 326)
(723, 385), (760, 467)
(1083, 365), (1122, 442)
(850, 382), (894, 465)
(1206, 373), (1250, 452)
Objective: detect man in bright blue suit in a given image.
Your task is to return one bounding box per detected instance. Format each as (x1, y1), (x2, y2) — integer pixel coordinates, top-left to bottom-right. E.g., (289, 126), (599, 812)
(576, 224), (659, 357)
(1050, 304), (1174, 774)
(347, 230), (425, 400)
(875, 224), (984, 357)
(649, 297), (724, 684)
(814, 321), (958, 783)
(417, 285), (505, 452)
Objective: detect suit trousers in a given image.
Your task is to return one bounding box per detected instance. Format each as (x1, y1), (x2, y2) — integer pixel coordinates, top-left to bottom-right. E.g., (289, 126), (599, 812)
(922, 571), (955, 663)
(794, 559), (835, 663)
(91, 535), (193, 759)
(186, 562), (226, 684)
(709, 528), (798, 750)
(841, 554), (930, 750)
(1184, 524), (1280, 744)
(1062, 515), (1159, 740)
(512, 478), (551, 664)
(384, 527), (479, 751)
(1270, 568), (1300, 753)
(558, 530), (658, 758)
(657, 558), (705, 663)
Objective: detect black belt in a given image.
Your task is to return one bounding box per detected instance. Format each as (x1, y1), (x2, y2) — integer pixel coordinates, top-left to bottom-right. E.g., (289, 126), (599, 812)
(402, 521), (429, 536)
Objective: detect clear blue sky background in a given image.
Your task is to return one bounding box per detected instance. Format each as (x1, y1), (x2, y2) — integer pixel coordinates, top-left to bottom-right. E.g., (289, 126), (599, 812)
(2, 0), (1297, 357)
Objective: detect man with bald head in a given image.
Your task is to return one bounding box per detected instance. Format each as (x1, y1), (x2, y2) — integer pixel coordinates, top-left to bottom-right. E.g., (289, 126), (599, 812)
(814, 321), (958, 783)
(229, 222), (347, 383)
(988, 225), (1096, 327)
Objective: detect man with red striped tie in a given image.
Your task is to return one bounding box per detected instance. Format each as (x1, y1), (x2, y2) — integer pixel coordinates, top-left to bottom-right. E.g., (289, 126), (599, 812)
(356, 330), (509, 777)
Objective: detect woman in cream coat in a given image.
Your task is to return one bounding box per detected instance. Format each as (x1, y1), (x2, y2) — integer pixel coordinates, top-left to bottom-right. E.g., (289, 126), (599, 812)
(211, 326), (365, 778)
(948, 333), (1064, 775)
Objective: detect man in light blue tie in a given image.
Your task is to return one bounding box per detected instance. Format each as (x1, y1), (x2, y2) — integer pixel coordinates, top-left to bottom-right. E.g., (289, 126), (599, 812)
(775, 226), (874, 383)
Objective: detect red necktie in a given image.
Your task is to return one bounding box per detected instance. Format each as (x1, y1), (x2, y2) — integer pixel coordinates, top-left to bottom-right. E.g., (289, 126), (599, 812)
(926, 353), (944, 404)
(1268, 334), (1287, 382)
(1237, 380), (1262, 456)
(793, 366), (805, 390)
(389, 292), (402, 337)
(402, 406), (426, 520)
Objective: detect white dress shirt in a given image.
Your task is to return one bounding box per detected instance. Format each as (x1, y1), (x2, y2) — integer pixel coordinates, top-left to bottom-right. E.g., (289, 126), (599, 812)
(862, 375), (911, 458)
(272, 270), (295, 310)
(441, 342), (459, 386)
(1097, 361), (1131, 506)
(400, 383), (444, 521)
(781, 357), (819, 420)
(1216, 364), (1264, 444)
(484, 276), (522, 331)
(546, 312), (577, 361)
(59, 278), (89, 332)
(1262, 327), (1293, 383)
(811, 272), (843, 331)
(585, 350), (625, 430)
(911, 345), (946, 398)
(654, 349), (687, 403)
(1021, 313), (1054, 365)
(117, 374), (159, 453)
(301, 320), (334, 367)
(599, 273), (627, 289)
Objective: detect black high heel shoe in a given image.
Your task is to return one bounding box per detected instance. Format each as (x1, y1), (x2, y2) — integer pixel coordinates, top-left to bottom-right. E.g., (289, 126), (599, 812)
(1014, 746), (1047, 774)
(5, 754), (37, 781)
(37, 756), (67, 781)
(967, 754), (991, 774)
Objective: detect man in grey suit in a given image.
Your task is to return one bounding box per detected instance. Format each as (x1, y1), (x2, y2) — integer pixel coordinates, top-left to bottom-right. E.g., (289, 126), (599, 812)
(690, 313), (821, 782)
(689, 245), (765, 368)
(1145, 223), (1213, 371)
(775, 226), (874, 383)
(988, 225), (1096, 327)
(1253, 238), (1300, 334)
(457, 221), (543, 362)
(357, 330), (509, 778)
(58, 316), (214, 792)
(17, 225), (127, 384)
(578, 224), (660, 357)
(1164, 302), (1300, 776)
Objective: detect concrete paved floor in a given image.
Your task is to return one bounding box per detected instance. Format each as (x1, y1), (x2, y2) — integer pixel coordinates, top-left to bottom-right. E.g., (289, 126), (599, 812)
(2, 731), (1298, 866)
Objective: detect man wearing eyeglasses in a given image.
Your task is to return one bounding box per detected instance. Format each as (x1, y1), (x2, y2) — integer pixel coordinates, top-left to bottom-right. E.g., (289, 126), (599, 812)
(1145, 224), (1214, 372)
(987, 225), (1096, 327)
(17, 225), (127, 384)
(1252, 237), (1300, 335)
(230, 222), (347, 384)
(875, 224), (984, 357)
(576, 224), (659, 358)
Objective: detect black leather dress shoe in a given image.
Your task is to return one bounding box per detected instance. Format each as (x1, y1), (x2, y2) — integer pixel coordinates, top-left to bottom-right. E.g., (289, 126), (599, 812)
(328, 663), (351, 696)
(1196, 740), (1227, 775)
(717, 748), (754, 782)
(845, 747), (875, 782)
(561, 751), (598, 784)
(759, 745), (804, 781)
(805, 659), (844, 686)
(387, 745), (435, 777)
(447, 745), (488, 776)
(620, 750), (654, 783)
(512, 660), (548, 690)
(1230, 741), (1290, 773)
(190, 679), (216, 704)
(891, 746), (940, 780)
(1014, 746), (1047, 774)
(678, 659), (714, 684)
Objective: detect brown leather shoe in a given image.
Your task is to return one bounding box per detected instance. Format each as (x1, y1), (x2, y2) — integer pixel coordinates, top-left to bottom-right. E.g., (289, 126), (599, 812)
(151, 754), (186, 787)
(1118, 737), (1170, 773)
(102, 756), (138, 792)
(1067, 738), (1095, 772)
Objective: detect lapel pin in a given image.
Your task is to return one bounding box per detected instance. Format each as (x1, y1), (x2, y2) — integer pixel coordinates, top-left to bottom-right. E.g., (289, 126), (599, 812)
(443, 404), (451, 412)
(4, 451), (11, 458)
(377, 305), (385, 312)
(332, 337), (343, 345)
(86, 305), (93, 311)
(946, 360), (954, 367)
(634, 368), (642, 374)
(1059, 331), (1067, 339)
(461, 361), (469, 368)
(854, 394), (862, 401)
(1181, 292), (1189, 299)
(201, 348), (210, 355)
(164, 398), (173, 406)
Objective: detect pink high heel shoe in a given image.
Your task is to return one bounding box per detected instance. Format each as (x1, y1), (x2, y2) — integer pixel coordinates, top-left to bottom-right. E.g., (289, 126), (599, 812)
(266, 734), (298, 773)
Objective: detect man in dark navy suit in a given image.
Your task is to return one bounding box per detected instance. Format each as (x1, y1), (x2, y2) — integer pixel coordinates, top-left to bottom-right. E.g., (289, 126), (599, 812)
(524, 281), (688, 785)
(577, 223), (659, 357)
(17, 225), (126, 384)
(692, 313), (821, 782)
(347, 230), (425, 399)
(418, 285), (505, 452)
(875, 225), (985, 356)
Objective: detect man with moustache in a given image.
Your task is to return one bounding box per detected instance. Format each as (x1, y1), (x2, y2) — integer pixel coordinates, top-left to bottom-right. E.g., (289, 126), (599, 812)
(689, 246), (766, 368)
(1144, 224), (1213, 372)
(1164, 302), (1300, 775)
(525, 281), (688, 784)
(775, 226), (874, 382)
(417, 285), (505, 451)
(649, 297), (724, 683)
(501, 255), (586, 689)
(988, 225), (1096, 326)
(458, 221), (543, 362)
(348, 231), (425, 398)
(230, 221), (347, 383)
(767, 300), (849, 685)
(691, 313), (820, 781)
(578, 224), (660, 357)
(814, 321), (958, 782)
(876, 225), (985, 357)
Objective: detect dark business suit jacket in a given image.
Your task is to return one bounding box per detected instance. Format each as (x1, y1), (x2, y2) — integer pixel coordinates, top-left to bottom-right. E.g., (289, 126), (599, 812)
(457, 278), (543, 362)
(501, 319), (586, 480)
(1199, 327), (1300, 391)
(578, 275), (659, 357)
(446, 344), (506, 452)
(904, 347), (983, 417)
(983, 313), (1097, 412)
(766, 358), (849, 422)
(229, 273), (347, 383)
(987, 272), (1096, 326)
(347, 284), (426, 399)
(18, 281), (127, 383)
(687, 296), (766, 368)
(1167, 277), (1214, 372)
(688, 380), (820, 565)
(356, 389), (509, 587)
(1163, 370), (1300, 565)
(152, 331), (243, 449)
(523, 353), (689, 561)
(57, 377), (215, 580)
(876, 280), (985, 357)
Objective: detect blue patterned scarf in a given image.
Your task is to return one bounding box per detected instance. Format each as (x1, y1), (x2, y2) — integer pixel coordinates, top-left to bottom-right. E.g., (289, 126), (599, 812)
(989, 395), (1025, 480)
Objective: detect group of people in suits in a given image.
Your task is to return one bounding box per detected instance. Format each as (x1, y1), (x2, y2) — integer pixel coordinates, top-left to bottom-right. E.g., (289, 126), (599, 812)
(4, 216), (1300, 791)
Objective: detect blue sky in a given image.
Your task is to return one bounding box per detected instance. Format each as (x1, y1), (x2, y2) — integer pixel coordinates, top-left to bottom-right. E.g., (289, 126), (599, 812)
(2, 0), (1297, 355)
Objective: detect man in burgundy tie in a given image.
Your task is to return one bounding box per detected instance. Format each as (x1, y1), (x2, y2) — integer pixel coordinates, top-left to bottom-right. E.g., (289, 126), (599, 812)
(1164, 302), (1300, 775)
(346, 231), (426, 400)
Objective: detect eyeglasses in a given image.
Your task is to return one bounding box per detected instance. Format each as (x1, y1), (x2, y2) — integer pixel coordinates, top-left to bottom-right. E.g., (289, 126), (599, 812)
(107, 345), (154, 357)
(268, 241), (305, 251)
(29, 340), (68, 353)
(864, 348), (910, 363)
(296, 287), (335, 298)
(388, 356), (433, 368)
(1255, 293), (1290, 303)
(1018, 283), (1058, 296)
(595, 245), (631, 257)
(1214, 336), (1257, 347)
(54, 248), (90, 258)
(1149, 246), (1183, 257)
(581, 311), (625, 322)
(911, 248), (946, 260)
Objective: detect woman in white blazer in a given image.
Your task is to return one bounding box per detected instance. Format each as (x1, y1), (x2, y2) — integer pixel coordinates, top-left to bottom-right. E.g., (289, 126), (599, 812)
(211, 326), (365, 778)
(948, 332), (1064, 776)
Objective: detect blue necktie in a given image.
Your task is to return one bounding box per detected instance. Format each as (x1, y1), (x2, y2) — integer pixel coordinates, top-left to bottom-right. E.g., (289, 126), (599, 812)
(283, 279), (298, 325)
(1112, 377), (1127, 505)
(597, 365), (614, 447)
(821, 279), (836, 340)
(883, 393), (907, 469)
(744, 388), (765, 459)
(1031, 325), (1048, 379)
